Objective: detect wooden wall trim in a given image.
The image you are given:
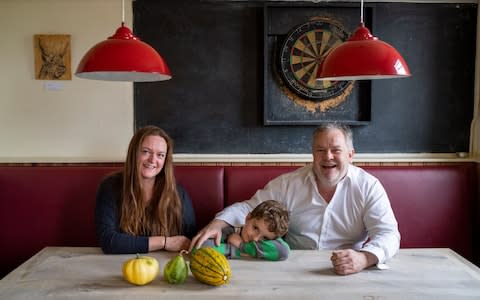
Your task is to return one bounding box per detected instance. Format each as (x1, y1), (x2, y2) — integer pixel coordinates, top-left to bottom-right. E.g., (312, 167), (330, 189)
(0, 153), (477, 165)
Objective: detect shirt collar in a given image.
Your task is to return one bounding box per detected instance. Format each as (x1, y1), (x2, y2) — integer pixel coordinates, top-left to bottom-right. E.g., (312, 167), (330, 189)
(305, 164), (315, 184)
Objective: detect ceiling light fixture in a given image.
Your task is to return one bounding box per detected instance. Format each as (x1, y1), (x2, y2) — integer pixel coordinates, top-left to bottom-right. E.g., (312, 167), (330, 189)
(75, 0), (171, 82)
(316, 0), (411, 81)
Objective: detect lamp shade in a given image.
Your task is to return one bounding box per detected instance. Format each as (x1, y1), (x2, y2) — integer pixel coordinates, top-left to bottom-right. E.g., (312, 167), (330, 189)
(75, 24), (171, 82)
(317, 23), (411, 81)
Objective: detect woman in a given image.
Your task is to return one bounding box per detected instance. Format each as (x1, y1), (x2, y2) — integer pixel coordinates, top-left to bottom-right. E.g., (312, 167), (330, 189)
(95, 126), (196, 254)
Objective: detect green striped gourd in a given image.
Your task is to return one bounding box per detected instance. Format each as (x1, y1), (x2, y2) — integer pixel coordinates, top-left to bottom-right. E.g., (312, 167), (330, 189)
(190, 247), (231, 286)
(163, 250), (188, 284)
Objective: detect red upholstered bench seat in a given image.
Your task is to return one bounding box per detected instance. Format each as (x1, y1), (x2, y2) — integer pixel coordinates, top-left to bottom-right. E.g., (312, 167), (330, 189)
(0, 165), (121, 275)
(0, 165), (225, 278)
(174, 166), (224, 229)
(363, 165), (475, 259)
(0, 163), (477, 278)
(224, 164), (477, 260)
(225, 166), (299, 206)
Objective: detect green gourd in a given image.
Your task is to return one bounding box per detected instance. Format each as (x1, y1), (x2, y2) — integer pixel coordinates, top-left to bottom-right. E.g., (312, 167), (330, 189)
(163, 250), (189, 284)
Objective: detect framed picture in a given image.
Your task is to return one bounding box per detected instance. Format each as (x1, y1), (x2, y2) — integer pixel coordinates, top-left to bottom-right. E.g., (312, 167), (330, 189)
(34, 34), (72, 80)
(263, 4), (371, 125)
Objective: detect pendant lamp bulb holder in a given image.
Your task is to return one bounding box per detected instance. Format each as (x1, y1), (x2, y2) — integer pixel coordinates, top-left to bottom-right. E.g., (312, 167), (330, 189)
(316, 0), (411, 81)
(75, 0), (171, 82)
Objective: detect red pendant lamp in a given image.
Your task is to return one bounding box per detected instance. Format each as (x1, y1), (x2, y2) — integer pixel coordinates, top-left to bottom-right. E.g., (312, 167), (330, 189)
(317, 0), (411, 81)
(75, 0), (171, 82)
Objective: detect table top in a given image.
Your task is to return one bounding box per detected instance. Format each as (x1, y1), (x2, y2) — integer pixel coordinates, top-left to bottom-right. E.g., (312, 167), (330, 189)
(1, 247), (480, 300)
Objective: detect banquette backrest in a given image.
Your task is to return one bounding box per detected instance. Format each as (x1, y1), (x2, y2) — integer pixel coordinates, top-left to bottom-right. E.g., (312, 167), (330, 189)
(0, 166), (120, 278)
(364, 165), (475, 259)
(174, 166), (224, 229)
(223, 164), (477, 260)
(224, 166), (299, 206)
(0, 163), (477, 278)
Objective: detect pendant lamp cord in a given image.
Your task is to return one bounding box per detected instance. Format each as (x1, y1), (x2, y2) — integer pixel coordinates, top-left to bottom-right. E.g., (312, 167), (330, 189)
(360, 0), (364, 24)
(121, 0), (125, 26)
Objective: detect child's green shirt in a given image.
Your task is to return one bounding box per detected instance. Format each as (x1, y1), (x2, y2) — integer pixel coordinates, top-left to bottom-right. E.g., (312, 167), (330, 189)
(200, 226), (290, 261)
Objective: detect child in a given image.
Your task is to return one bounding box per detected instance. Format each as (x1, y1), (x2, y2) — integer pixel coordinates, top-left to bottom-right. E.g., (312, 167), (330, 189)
(200, 200), (290, 261)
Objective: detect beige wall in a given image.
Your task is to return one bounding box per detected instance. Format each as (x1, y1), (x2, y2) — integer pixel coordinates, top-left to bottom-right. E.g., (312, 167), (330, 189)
(0, 0), (133, 163)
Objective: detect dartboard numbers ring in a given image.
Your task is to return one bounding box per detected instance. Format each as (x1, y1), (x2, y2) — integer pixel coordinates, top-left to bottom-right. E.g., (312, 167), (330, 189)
(279, 19), (352, 101)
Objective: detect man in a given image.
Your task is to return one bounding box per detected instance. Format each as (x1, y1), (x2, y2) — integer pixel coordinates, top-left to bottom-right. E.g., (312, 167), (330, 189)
(190, 123), (400, 275)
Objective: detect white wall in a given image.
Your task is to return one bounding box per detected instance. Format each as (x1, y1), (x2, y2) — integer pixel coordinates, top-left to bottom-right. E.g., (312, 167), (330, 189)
(0, 0), (134, 163)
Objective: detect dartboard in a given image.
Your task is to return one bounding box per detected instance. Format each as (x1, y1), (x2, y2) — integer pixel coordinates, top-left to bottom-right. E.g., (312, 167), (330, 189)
(278, 18), (352, 101)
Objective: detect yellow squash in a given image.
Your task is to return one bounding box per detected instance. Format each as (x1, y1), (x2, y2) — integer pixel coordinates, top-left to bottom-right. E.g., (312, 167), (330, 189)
(122, 254), (159, 285)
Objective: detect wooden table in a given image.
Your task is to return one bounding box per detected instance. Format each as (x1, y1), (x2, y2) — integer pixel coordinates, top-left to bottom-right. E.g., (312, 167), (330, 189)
(1, 247), (480, 299)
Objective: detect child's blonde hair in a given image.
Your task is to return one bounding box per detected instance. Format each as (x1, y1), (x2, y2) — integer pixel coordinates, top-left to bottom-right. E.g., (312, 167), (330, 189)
(250, 200), (289, 237)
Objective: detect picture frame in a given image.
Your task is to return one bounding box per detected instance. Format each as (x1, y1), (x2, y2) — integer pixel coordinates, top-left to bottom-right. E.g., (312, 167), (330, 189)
(34, 34), (72, 80)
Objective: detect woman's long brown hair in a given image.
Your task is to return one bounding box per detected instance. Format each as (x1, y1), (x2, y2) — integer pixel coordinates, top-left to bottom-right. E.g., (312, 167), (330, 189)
(119, 126), (183, 237)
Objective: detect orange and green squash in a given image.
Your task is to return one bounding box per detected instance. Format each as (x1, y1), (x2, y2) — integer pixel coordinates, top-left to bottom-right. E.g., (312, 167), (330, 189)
(190, 247), (231, 286)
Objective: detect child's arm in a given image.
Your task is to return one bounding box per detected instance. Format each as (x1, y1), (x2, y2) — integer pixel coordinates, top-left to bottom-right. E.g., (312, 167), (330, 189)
(199, 238), (230, 255)
(227, 234), (290, 261)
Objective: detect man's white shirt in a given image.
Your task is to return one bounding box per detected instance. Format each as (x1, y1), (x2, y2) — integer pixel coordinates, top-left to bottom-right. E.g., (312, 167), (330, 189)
(216, 164), (400, 264)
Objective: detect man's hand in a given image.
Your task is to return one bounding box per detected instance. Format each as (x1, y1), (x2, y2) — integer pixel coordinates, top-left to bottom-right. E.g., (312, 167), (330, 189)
(330, 249), (378, 275)
(189, 219), (229, 252)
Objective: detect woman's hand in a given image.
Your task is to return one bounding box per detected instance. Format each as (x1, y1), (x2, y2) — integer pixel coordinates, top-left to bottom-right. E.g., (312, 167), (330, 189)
(189, 219), (229, 251)
(164, 235), (191, 252)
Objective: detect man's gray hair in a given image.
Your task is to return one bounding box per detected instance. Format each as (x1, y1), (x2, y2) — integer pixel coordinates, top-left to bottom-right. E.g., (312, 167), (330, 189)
(312, 123), (354, 150)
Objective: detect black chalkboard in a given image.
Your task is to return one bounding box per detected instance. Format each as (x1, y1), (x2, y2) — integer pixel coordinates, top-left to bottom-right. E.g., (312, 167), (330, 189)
(133, 1), (476, 154)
